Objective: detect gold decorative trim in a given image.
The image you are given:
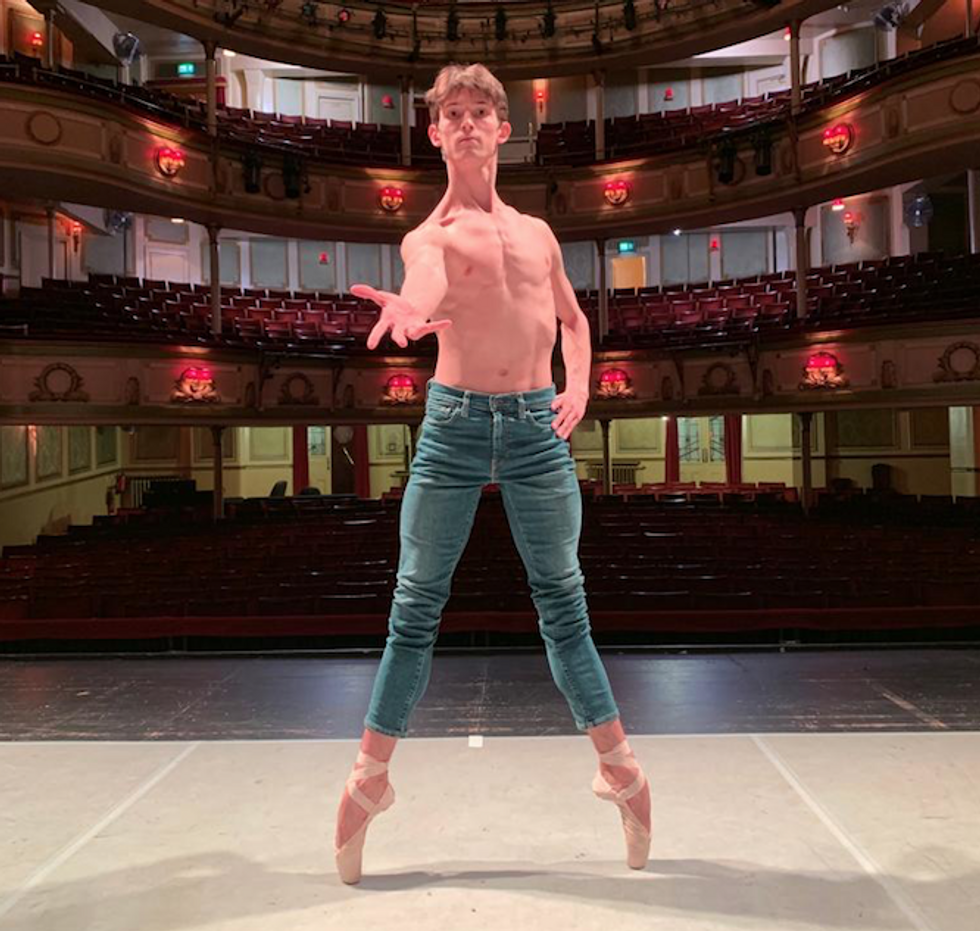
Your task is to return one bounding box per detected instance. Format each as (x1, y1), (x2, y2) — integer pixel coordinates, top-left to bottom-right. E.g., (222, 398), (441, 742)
(698, 362), (740, 396)
(933, 340), (980, 382)
(26, 111), (62, 146)
(28, 363), (89, 402)
(278, 372), (319, 405)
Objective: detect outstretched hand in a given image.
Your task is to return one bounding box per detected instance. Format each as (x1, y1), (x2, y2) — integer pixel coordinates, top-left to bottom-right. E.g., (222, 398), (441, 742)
(351, 284), (453, 350)
(551, 388), (589, 441)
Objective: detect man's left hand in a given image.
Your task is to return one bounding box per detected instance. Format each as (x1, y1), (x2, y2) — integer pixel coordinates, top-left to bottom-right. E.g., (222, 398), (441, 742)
(551, 389), (589, 441)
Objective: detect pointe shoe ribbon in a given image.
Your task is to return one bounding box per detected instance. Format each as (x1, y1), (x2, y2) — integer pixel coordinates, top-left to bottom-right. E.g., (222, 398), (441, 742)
(335, 750), (395, 884)
(591, 739), (651, 870)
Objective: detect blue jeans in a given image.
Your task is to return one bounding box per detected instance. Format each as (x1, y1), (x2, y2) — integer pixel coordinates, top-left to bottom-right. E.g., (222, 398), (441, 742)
(363, 378), (621, 737)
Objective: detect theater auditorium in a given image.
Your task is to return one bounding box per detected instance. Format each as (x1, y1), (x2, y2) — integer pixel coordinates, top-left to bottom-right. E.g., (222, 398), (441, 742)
(1, 0), (979, 926)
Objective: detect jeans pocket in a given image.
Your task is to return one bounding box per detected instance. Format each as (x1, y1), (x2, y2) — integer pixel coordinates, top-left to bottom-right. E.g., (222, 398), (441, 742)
(425, 398), (463, 425)
(526, 406), (557, 432)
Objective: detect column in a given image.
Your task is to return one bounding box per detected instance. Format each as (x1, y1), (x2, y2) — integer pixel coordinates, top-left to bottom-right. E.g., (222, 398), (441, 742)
(789, 19), (802, 116)
(664, 416), (680, 484)
(400, 75), (412, 167)
(967, 0), (975, 37)
(210, 426), (225, 520)
(204, 40), (218, 137)
(968, 169), (980, 253)
(600, 418), (612, 495)
(799, 411), (813, 512)
(592, 70), (606, 161)
(292, 425), (310, 494)
(46, 204), (55, 279)
(596, 238), (608, 340)
(793, 206), (808, 320)
(724, 413), (743, 485)
(207, 223), (222, 336)
(45, 9), (56, 69)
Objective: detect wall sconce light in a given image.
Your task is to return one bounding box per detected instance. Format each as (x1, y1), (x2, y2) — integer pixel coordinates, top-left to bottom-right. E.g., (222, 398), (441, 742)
(822, 123), (854, 155)
(155, 146), (186, 177)
(30, 30), (44, 50)
(242, 148), (262, 194)
(171, 366), (219, 403)
(373, 8), (387, 38)
(800, 351), (849, 390)
(380, 93), (394, 109)
(69, 220), (82, 253)
(318, 251), (330, 265)
(540, 2), (557, 38)
(379, 185), (404, 212)
(664, 87), (674, 101)
(715, 138), (738, 185)
(842, 209), (860, 244)
(710, 238), (720, 252)
(383, 373), (419, 404)
(337, 7), (352, 24)
(603, 179), (632, 206)
(752, 129), (772, 176)
(597, 367), (636, 398)
(831, 197), (845, 212)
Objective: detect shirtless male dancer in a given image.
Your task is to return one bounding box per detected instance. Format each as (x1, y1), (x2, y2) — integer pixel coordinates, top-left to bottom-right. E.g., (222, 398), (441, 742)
(334, 63), (652, 884)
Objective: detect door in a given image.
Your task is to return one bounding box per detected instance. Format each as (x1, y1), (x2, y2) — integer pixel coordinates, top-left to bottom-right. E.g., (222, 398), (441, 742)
(317, 92), (358, 123)
(146, 249), (189, 284)
(611, 255), (646, 289)
(678, 416), (727, 484)
(20, 228), (67, 285)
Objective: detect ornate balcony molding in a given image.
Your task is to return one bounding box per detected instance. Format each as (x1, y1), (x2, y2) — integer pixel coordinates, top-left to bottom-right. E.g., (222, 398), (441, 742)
(2, 49), (979, 242)
(84, 0), (842, 81)
(3, 317), (980, 426)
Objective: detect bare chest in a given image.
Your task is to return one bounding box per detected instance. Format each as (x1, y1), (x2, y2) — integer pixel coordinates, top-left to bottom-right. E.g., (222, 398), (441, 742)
(442, 214), (550, 290)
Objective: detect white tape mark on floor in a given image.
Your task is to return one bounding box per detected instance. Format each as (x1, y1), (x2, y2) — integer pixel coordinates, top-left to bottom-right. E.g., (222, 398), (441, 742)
(0, 742), (200, 922)
(877, 687), (949, 730)
(752, 735), (938, 931)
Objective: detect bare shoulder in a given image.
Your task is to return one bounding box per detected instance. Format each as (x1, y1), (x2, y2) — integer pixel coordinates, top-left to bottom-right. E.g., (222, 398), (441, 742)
(401, 221), (446, 260)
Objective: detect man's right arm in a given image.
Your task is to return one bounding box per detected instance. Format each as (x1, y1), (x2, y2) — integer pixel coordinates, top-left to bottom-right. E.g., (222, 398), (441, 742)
(398, 226), (449, 321)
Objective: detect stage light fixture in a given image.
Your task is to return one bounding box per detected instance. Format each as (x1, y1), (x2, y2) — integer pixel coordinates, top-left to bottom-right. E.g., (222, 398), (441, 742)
(301, 2), (318, 26)
(716, 138), (737, 185)
(753, 130), (772, 176)
(446, 4), (460, 41)
(541, 2), (557, 37)
(242, 149), (263, 194)
(373, 7), (387, 39)
(623, 0), (637, 31)
(592, 31), (604, 55)
(495, 6), (507, 41)
(283, 153), (307, 199)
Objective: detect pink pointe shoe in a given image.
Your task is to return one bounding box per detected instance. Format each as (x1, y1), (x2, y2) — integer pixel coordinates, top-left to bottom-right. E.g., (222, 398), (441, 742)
(335, 749), (395, 884)
(592, 739), (651, 869)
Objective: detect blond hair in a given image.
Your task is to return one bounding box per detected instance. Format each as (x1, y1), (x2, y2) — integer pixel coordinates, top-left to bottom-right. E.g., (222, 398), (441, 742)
(424, 63), (509, 123)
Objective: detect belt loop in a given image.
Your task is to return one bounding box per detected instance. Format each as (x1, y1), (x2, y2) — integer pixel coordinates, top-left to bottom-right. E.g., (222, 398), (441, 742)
(462, 390), (471, 417)
(518, 394), (526, 419)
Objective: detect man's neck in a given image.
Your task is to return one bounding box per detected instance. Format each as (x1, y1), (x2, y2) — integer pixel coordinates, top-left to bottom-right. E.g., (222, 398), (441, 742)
(443, 157), (500, 213)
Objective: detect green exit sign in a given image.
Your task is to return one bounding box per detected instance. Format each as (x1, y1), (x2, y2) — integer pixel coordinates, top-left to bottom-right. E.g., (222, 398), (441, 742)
(177, 62), (196, 76)
(617, 240), (636, 254)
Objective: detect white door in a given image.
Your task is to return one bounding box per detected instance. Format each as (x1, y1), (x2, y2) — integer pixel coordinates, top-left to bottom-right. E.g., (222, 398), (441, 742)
(20, 228), (67, 285)
(678, 416), (727, 484)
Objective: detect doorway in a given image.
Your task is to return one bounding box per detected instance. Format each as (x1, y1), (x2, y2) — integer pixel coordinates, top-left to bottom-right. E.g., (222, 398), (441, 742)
(611, 254), (646, 289)
(678, 416), (727, 483)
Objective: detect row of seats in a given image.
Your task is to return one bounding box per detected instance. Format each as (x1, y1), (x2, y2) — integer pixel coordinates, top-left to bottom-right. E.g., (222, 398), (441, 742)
(3, 34), (976, 171)
(538, 35), (979, 165)
(2, 495), (978, 623)
(5, 249), (977, 352)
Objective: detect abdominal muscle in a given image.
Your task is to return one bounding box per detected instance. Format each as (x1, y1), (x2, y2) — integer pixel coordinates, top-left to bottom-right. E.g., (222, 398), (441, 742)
(431, 284), (558, 394)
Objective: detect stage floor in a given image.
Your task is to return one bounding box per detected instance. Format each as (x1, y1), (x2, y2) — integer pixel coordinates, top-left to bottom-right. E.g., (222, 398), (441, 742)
(1, 648), (978, 930)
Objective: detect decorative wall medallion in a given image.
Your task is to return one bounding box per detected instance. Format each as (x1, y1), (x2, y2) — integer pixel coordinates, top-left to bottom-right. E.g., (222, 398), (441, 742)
(881, 360), (897, 390)
(697, 362), (739, 396)
(29, 363), (89, 402)
(278, 372), (318, 405)
(596, 368), (636, 399)
(124, 376), (141, 405)
(933, 341), (980, 382)
(171, 366), (220, 403)
(799, 351), (849, 390)
(761, 369), (775, 396)
(660, 375), (674, 401)
(26, 111), (63, 146)
(381, 373), (419, 404)
(950, 79), (980, 115)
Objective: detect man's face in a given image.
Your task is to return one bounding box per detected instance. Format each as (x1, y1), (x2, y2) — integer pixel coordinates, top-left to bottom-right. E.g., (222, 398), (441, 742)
(428, 87), (511, 163)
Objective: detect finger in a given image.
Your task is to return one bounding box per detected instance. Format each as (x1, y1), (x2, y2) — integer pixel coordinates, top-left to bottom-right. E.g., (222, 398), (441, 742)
(408, 320), (453, 340)
(366, 318), (390, 350)
(350, 283), (384, 304)
(390, 325), (408, 348)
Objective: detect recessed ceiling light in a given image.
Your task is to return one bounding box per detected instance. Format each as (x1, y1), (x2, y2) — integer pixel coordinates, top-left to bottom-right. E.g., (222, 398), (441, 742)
(222, 49), (237, 58)
(672, 228), (682, 236)
(171, 217), (185, 224)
